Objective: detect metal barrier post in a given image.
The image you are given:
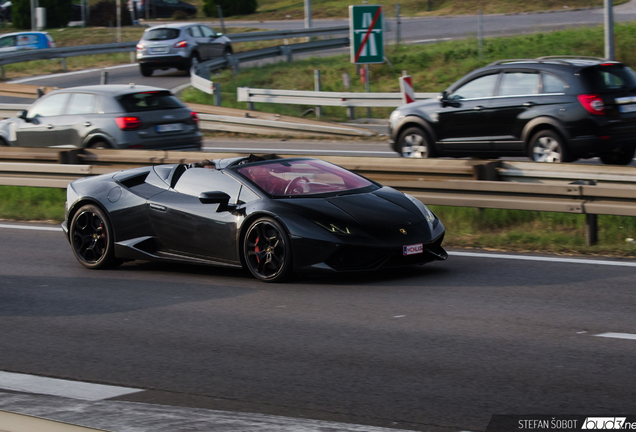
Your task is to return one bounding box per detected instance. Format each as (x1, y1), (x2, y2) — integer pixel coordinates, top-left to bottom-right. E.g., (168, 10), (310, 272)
(586, 214), (598, 246)
(130, 51), (135, 63)
(217, 6), (226, 34)
(348, 107), (355, 120)
(396, 4), (401, 45)
(314, 70), (322, 119)
(280, 46), (293, 62)
(478, 10), (483, 59)
(213, 83), (221, 106)
(61, 58), (67, 72)
(100, 70), (108, 85)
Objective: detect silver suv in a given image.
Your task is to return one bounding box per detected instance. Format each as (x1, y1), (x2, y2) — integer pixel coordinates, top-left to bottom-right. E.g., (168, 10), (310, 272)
(0, 85), (202, 150)
(136, 23), (232, 77)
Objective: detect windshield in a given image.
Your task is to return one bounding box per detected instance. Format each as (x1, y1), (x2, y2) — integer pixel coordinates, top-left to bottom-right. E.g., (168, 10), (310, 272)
(237, 159), (374, 197)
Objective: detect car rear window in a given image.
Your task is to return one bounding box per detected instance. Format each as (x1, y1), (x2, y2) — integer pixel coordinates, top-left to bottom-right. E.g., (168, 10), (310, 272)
(118, 91), (185, 112)
(143, 28), (180, 41)
(580, 65), (636, 92)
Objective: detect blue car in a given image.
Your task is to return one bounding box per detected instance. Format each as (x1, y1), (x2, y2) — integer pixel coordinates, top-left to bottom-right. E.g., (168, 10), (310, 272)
(0, 31), (56, 52)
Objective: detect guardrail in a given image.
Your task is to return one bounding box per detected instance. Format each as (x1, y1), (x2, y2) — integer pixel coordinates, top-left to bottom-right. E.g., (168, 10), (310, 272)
(2, 148), (636, 246)
(236, 87), (439, 108)
(229, 25), (349, 43)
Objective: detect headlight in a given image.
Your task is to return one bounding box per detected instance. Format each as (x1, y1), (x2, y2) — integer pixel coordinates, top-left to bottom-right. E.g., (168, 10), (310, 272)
(389, 109), (402, 123)
(404, 193), (438, 227)
(313, 221), (353, 235)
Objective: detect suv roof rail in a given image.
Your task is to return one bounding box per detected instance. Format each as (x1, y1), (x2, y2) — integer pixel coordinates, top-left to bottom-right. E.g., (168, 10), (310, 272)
(487, 58), (572, 66)
(536, 55), (609, 61)
(488, 56), (611, 67)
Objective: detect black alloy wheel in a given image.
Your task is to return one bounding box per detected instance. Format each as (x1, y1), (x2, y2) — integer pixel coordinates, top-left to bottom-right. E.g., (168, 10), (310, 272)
(398, 126), (435, 158)
(70, 205), (121, 269)
(140, 65), (153, 77)
(600, 146), (635, 165)
(244, 217), (292, 282)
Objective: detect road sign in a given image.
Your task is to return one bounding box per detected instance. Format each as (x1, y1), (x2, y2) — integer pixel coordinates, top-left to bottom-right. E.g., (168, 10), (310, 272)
(349, 5), (384, 64)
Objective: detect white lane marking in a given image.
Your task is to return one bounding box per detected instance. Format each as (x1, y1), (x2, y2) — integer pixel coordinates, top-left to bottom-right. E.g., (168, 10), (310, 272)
(595, 333), (636, 340)
(0, 224), (61, 232)
(10, 63), (138, 84)
(450, 251), (636, 268)
(0, 371), (143, 401)
(203, 147), (395, 155)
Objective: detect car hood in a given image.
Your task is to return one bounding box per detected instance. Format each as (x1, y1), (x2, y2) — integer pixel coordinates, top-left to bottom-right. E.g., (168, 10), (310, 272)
(283, 187), (425, 228)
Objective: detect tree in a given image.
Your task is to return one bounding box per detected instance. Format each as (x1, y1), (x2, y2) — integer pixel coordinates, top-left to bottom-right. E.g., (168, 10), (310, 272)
(11, 0), (73, 29)
(203, 0), (256, 18)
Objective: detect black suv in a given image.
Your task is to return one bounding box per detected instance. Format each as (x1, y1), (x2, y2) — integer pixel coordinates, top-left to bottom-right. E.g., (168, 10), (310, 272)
(389, 56), (636, 164)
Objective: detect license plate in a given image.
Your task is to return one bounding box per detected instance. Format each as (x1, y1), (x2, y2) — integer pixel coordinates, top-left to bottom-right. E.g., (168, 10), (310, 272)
(620, 104), (636, 113)
(156, 123), (183, 133)
(403, 243), (423, 256)
(150, 47), (169, 54)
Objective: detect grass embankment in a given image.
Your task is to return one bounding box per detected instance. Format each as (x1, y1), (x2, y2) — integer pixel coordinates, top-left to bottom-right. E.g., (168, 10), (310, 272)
(182, 23), (636, 121)
(189, 0), (629, 21)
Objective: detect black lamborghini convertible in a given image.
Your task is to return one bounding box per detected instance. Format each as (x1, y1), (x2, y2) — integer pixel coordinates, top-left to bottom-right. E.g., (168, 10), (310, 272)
(62, 155), (447, 282)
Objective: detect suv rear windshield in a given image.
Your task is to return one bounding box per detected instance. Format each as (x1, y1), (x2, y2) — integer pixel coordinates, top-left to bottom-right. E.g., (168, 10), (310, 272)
(581, 64), (636, 92)
(143, 28), (180, 41)
(118, 91), (185, 112)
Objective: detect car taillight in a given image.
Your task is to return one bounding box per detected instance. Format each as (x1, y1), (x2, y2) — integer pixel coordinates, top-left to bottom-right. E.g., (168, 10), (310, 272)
(115, 117), (142, 130)
(191, 111), (199, 123)
(136, 43), (144, 50)
(174, 40), (188, 48)
(577, 94), (605, 115)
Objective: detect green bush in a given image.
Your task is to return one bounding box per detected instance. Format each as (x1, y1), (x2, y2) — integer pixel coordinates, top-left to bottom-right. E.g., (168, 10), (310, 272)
(203, 0), (257, 17)
(12, 0), (73, 29)
(88, 0), (132, 27)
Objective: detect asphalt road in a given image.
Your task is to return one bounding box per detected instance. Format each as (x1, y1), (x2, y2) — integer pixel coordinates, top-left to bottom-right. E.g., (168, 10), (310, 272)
(1, 223), (636, 431)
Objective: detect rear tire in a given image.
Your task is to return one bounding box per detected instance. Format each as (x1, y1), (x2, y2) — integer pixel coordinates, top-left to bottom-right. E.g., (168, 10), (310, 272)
(528, 130), (574, 163)
(140, 65), (153, 77)
(397, 126), (436, 158)
(70, 205), (121, 270)
(600, 146), (635, 165)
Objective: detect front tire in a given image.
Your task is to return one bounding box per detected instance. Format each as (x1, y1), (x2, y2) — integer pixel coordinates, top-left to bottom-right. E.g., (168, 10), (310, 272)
(243, 217), (292, 283)
(187, 54), (200, 76)
(600, 146), (635, 165)
(397, 126), (435, 158)
(528, 130), (574, 163)
(70, 205), (121, 269)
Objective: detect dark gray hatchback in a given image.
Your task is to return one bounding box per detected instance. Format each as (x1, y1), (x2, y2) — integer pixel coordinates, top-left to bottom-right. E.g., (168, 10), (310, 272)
(389, 57), (636, 164)
(0, 84), (202, 150)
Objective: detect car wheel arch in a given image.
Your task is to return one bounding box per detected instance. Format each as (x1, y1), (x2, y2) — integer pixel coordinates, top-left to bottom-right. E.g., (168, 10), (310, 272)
(67, 198), (111, 240)
(522, 117), (571, 149)
(83, 134), (115, 149)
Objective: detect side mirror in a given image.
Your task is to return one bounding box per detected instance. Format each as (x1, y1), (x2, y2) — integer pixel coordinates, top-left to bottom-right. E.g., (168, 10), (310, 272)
(216, 32), (223, 37)
(18, 110), (30, 122)
(199, 191), (231, 212)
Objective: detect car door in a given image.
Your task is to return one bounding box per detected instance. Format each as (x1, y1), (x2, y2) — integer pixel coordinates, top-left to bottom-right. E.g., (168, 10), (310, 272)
(147, 168), (242, 262)
(187, 25), (209, 58)
(436, 73), (499, 154)
(14, 93), (70, 147)
(488, 70), (544, 153)
(199, 25), (223, 57)
(64, 93), (99, 147)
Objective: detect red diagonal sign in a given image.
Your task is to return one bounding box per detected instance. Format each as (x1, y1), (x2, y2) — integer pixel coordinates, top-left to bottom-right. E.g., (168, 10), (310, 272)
(354, 6), (382, 63)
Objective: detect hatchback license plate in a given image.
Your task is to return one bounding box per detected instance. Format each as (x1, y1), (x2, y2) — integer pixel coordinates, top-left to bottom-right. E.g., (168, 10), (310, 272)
(403, 243), (423, 256)
(150, 47), (169, 54)
(620, 104), (636, 113)
(156, 123), (183, 133)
